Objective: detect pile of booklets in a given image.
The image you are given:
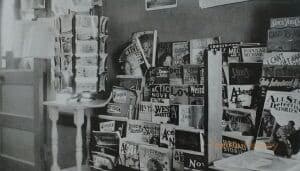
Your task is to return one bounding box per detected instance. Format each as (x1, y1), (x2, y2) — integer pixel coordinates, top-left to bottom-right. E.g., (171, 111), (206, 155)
(73, 15), (99, 93)
(215, 16), (300, 171)
(90, 31), (224, 170)
(53, 12), (109, 97)
(255, 16), (300, 158)
(90, 16), (300, 170)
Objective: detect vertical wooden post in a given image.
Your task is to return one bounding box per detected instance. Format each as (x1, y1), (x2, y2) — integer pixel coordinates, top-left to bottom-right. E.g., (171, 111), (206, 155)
(207, 50), (223, 163)
(74, 108), (84, 171)
(48, 107), (61, 171)
(33, 59), (46, 171)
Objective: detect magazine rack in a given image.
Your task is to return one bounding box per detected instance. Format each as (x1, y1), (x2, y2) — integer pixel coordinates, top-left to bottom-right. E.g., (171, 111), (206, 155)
(91, 48), (223, 170)
(53, 4), (108, 96)
(43, 93), (112, 171)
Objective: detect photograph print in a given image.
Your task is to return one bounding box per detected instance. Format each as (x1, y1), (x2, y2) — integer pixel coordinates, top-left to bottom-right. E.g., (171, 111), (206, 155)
(146, 0), (177, 11)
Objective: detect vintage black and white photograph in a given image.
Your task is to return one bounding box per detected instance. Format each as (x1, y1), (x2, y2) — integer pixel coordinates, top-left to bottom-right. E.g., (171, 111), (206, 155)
(1, 0), (300, 171)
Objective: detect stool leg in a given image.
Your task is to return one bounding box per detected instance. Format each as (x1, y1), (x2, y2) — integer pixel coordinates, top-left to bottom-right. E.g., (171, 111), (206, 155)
(74, 109), (84, 171)
(86, 109), (92, 164)
(49, 107), (61, 171)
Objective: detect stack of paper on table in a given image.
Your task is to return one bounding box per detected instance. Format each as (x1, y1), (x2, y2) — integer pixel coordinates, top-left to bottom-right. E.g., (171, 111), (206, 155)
(214, 151), (300, 171)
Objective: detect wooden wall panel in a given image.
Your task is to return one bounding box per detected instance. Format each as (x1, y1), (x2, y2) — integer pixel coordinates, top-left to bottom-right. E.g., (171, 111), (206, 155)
(1, 127), (35, 163)
(2, 85), (34, 118)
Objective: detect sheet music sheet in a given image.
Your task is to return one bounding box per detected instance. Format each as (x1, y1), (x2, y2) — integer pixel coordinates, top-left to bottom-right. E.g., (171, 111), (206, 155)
(51, 0), (91, 16)
(21, 19), (56, 58)
(214, 151), (300, 171)
(20, 0), (45, 10)
(11, 18), (58, 59)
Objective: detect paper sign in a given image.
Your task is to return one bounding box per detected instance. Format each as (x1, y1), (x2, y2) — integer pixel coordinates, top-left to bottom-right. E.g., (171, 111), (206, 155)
(199, 0), (250, 8)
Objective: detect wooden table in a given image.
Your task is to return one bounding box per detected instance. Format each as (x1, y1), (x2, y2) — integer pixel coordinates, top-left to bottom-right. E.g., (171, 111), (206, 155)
(44, 96), (111, 171)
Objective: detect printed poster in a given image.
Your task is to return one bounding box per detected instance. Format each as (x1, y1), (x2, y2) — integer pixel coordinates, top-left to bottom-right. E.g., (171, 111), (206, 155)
(199, 0), (251, 8)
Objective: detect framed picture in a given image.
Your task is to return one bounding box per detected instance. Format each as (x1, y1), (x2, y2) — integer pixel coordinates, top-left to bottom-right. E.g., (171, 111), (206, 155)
(145, 0), (177, 11)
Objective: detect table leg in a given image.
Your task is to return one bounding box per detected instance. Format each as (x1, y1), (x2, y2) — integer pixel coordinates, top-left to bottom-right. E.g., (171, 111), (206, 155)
(48, 107), (61, 171)
(74, 109), (84, 171)
(86, 109), (92, 164)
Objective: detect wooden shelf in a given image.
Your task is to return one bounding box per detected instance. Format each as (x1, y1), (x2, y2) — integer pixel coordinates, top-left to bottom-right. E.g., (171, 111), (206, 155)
(43, 93), (112, 109)
(98, 115), (128, 121)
